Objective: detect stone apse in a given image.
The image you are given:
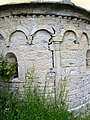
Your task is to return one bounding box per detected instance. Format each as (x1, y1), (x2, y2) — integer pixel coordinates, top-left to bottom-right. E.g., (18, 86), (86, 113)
(0, 1), (90, 112)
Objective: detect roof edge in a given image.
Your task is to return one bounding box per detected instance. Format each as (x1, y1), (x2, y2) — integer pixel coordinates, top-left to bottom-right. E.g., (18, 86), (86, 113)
(0, 1), (90, 15)
(0, 1), (74, 7)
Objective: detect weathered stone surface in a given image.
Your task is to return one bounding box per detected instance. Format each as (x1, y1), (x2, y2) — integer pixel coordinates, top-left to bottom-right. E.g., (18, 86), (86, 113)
(0, 1), (90, 113)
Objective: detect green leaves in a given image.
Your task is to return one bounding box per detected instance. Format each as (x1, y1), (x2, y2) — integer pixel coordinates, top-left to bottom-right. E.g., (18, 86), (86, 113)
(0, 57), (17, 81)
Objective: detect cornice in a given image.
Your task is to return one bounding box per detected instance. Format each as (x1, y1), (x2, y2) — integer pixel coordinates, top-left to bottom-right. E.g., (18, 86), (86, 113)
(0, 2), (90, 20)
(0, 14), (90, 25)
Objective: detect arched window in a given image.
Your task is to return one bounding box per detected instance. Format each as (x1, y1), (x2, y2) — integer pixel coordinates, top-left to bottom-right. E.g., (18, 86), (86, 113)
(86, 50), (90, 67)
(5, 52), (18, 78)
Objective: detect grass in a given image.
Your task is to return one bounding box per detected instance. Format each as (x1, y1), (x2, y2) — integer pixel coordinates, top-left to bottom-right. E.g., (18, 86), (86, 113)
(0, 66), (90, 120)
(0, 85), (90, 120)
(0, 87), (69, 120)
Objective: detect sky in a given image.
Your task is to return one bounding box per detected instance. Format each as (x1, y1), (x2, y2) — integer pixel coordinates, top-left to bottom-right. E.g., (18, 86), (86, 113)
(0, 0), (90, 10)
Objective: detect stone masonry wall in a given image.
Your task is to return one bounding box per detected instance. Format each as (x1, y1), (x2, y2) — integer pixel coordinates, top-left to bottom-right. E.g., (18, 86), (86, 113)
(0, 3), (90, 112)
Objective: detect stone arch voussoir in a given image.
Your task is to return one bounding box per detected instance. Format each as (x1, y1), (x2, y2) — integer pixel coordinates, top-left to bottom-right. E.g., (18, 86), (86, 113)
(8, 26), (30, 46)
(32, 29), (52, 44)
(62, 29), (78, 44)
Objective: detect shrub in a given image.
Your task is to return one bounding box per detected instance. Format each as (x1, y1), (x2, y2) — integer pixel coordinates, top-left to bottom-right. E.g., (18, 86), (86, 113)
(0, 55), (17, 81)
(0, 81), (90, 120)
(0, 66), (90, 120)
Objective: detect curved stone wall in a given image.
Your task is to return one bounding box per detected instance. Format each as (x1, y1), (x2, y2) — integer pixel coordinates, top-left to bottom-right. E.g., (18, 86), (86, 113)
(0, 2), (90, 112)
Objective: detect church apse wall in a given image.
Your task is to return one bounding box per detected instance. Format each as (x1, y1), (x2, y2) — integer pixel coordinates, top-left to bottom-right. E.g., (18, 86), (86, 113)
(0, 1), (90, 112)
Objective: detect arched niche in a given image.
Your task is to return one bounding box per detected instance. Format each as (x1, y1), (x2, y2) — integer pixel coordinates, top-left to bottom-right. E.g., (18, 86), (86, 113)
(86, 50), (90, 67)
(9, 30), (27, 47)
(5, 52), (18, 78)
(32, 29), (52, 50)
(61, 30), (78, 67)
(81, 33), (89, 46)
(30, 29), (52, 83)
(63, 30), (77, 44)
